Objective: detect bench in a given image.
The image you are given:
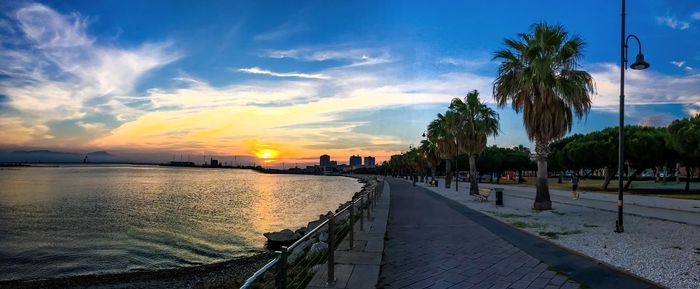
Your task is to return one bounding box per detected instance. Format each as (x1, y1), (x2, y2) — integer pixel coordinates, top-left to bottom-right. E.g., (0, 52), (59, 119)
(475, 188), (493, 202)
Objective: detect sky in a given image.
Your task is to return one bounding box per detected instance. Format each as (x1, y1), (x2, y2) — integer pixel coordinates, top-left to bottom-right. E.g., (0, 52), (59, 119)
(1, 0), (699, 166)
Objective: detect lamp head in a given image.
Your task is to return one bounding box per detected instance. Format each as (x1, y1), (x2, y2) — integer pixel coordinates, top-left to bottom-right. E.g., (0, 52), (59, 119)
(630, 53), (650, 70)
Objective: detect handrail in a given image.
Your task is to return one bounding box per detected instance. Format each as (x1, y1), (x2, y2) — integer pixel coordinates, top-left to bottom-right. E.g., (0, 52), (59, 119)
(287, 218), (329, 251)
(333, 195), (362, 217)
(240, 177), (383, 289)
(240, 256), (280, 288)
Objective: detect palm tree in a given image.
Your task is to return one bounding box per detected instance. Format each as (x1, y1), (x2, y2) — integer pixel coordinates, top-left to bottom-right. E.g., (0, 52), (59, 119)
(419, 139), (440, 183)
(492, 22), (595, 210)
(427, 111), (460, 188)
(405, 147), (424, 184)
(449, 90), (500, 195)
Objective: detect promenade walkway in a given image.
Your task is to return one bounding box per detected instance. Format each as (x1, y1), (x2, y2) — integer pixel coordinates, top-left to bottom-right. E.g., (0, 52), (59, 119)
(307, 179), (390, 289)
(379, 178), (661, 289)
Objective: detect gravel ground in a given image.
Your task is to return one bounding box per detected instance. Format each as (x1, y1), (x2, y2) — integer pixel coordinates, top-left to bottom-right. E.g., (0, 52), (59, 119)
(415, 181), (700, 289)
(0, 252), (274, 289)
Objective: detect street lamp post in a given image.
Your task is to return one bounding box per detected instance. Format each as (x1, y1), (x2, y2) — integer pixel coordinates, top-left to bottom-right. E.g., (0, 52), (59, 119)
(617, 0), (650, 233)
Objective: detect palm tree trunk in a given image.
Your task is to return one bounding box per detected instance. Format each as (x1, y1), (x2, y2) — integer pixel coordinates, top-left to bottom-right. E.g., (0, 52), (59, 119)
(445, 159), (452, 188)
(469, 155), (478, 195)
(623, 168), (642, 190)
(602, 166), (612, 190)
(534, 140), (552, 210)
(654, 166), (660, 183)
(685, 166), (691, 192)
(662, 165), (667, 185)
(518, 169), (524, 183)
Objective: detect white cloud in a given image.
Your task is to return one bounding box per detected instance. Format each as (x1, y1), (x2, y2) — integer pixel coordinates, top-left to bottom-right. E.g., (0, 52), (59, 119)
(588, 63), (700, 116)
(671, 60), (685, 68)
(89, 68), (490, 155)
(0, 3), (179, 144)
(260, 46), (391, 66)
(439, 57), (491, 68)
(254, 22), (308, 41)
(15, 3), (93, 48)
(76, 121), (107, 131)
(692, 11), (700, 20)
(237, 67), (331, 79)
(0, 117), (53, 143)
(656, 14), (690, 30)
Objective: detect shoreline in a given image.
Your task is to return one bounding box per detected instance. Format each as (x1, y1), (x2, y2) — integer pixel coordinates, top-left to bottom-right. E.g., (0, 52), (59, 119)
(0, 175), (370, 289)
(0, 253), (273, 289)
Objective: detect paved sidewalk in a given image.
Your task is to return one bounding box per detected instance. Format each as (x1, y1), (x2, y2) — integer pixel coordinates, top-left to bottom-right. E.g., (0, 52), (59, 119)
(442, 180), (700, 225)
(380, 178), (661, 289)
(307, 180), (390, 289)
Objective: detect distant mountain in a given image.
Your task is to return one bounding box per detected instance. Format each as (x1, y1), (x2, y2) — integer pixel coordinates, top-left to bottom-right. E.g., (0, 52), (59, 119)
(87, 151), (112, 156)
(12, 150), (78, 155)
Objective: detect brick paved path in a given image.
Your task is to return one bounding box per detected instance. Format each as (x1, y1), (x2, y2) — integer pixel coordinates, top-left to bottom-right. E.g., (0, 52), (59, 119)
(379, 179), (578, 289)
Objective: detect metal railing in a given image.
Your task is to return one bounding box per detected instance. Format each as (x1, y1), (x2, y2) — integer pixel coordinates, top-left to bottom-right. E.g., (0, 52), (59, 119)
(241, 177), (384, 289)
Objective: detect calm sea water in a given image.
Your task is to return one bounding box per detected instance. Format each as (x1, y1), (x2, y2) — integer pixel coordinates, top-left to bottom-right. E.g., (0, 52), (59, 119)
(0, 165), (362, 281)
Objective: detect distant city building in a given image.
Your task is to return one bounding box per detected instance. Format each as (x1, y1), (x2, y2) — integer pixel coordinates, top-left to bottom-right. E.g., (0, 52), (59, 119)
(364, 156), (376, 168)
(330, 160), (338, 166)
(210, 158), (219, 167)
(320, 154), (331, 166)
(349, 155), (362, 167)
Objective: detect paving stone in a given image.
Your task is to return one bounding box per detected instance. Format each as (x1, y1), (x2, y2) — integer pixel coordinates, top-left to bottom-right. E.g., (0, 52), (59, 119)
(378, 180), (579, 289)
(547, 275), (568, 286)
(539, 270), (556, 279)
(430, 280), (454, 289)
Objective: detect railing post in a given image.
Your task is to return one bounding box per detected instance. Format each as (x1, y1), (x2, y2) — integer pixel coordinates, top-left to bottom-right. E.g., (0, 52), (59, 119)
(349, 202), (354, 249)
(366, 192), (371, 220)
(360, 196), (364, 230)
(327, 215), (336, 285)
(275, 247), (287, 289)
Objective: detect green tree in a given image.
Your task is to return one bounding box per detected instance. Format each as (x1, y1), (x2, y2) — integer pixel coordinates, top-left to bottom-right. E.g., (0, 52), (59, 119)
(419, 139), (441, 181)
(548, 134), (584, 183)
(493, 22), (595, 210)
(504, 145), (533, 183)
(449, 90), (500, 194)
(666, 115), (700, 191)
(623, 126), (671, 190)
(427, 111), (460, 188)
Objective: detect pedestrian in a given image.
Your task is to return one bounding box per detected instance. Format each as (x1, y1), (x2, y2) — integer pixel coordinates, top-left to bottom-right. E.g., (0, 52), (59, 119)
(571, 173), (580, 199)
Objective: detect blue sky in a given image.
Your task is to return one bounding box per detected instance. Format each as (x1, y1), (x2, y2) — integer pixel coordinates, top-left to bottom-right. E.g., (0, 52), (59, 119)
(1, 0), (699, 164)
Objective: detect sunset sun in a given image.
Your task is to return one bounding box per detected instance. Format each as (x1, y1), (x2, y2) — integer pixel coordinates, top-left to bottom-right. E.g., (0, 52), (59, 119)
(254, 148), (279, 160)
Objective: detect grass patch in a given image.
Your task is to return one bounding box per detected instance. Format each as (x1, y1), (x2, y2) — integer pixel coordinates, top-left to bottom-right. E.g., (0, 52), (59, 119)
(538, 230), (583, 239)
(578, 283), (593, 289)
(583, 224), (599, 228)
(482, 210), (531, 218)
(695, 248), (700, 255)
(511, 221), (545, 229)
